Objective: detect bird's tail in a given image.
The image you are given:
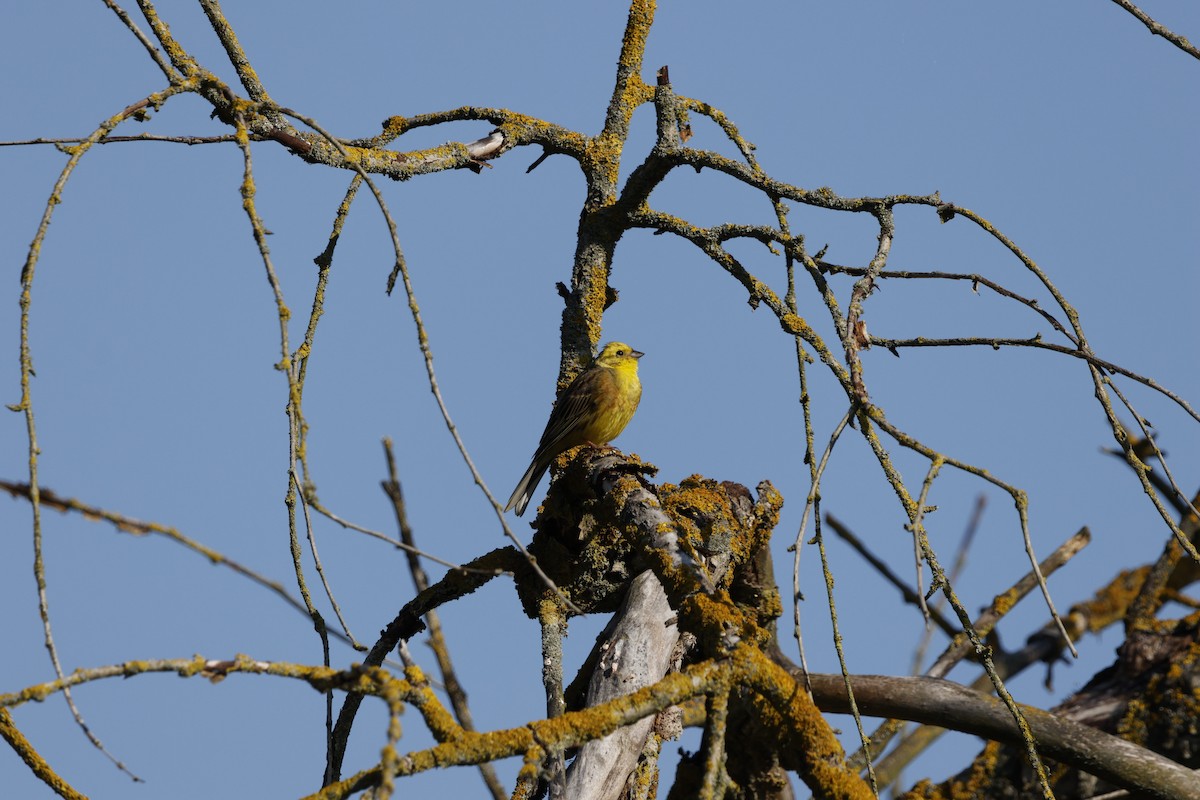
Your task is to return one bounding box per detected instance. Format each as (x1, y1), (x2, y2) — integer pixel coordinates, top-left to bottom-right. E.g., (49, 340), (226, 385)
(505, 457), (551, 516)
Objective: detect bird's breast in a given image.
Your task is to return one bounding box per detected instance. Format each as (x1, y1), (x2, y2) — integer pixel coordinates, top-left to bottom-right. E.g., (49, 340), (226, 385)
(590, 367), (641, 443)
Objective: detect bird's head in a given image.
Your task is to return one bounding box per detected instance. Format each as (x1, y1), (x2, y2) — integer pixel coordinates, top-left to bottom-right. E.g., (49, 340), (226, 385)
(595, 341), (644, 371)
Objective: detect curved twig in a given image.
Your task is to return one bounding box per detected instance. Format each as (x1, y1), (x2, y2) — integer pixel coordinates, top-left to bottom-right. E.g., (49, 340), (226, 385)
(16, 79), (195, 784)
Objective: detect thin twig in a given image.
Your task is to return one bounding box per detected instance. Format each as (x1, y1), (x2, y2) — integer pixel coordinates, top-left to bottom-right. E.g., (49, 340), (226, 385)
(819, 261), (1079, 346)
(926, 528), (1091, 681)
(918, 494), (986, 656)
(843, 205), (895, 400)
(889, 494), (987, 791)
(289, 175), (356, 518)
(907, 457), (945, 622)
(870, 334), (1199, 425)
(380, 439), (507, 800)
(814, 508), (881, 795)
(1102, 445), (1196, 519)
(100, 0), (176, 78)
(1103, 381), (1200, 522)
(795, 410), (879, 791)
(0, 481), (320, 628)
(230, 112), (341, 771)
(292, 473), (364, 649)
(308, 497), (495, 574)
(788, 291), (817, 687)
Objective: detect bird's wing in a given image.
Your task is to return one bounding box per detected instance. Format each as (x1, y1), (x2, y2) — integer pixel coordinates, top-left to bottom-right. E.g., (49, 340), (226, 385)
(532, 367), (605, 459)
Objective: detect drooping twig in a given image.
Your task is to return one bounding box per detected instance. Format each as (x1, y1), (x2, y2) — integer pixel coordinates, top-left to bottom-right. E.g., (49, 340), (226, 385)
(945, 204), (1199, 566)
(1102, 383), (1200, 523)
(0, 479), (364, 651)
(907, 456), (945, 622)
(230, 110), (338, 722)
(790, 411), (878, 790)
(870, 333), (1199, 425)
(915, 493), (987, 663)
(781, 209), (822, 695)
(819, 260), (1080, 346)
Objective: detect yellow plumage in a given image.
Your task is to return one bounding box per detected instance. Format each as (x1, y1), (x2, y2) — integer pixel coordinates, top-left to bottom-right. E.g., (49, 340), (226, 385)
(505, 342), (644, 516)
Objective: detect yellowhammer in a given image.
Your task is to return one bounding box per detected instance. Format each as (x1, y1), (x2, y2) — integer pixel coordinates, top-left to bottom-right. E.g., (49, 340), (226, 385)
(505, 342), (644, 516)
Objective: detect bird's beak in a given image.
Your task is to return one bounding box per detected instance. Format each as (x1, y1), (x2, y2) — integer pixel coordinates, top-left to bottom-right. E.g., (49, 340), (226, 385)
(631, 349), (644, 359)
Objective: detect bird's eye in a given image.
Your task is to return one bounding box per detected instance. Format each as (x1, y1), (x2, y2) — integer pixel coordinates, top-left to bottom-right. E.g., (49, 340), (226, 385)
(616, 349), (625, 356)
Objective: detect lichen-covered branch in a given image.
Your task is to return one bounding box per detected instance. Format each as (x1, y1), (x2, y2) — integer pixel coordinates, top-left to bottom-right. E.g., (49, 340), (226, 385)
(0, 709), (87, 800)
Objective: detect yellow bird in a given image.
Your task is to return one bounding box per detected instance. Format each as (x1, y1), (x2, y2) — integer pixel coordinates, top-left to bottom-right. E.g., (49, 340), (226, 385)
(505, 342), (644, 516)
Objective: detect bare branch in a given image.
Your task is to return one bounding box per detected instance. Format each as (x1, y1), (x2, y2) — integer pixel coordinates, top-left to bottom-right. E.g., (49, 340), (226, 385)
(801, 671), (1200, 800)
(0, 134), (237, 146)
(1107, 0), (1200, 59)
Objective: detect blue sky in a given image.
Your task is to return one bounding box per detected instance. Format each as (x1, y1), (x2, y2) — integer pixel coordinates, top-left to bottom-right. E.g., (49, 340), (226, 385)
(2, 2), (1198, 797)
